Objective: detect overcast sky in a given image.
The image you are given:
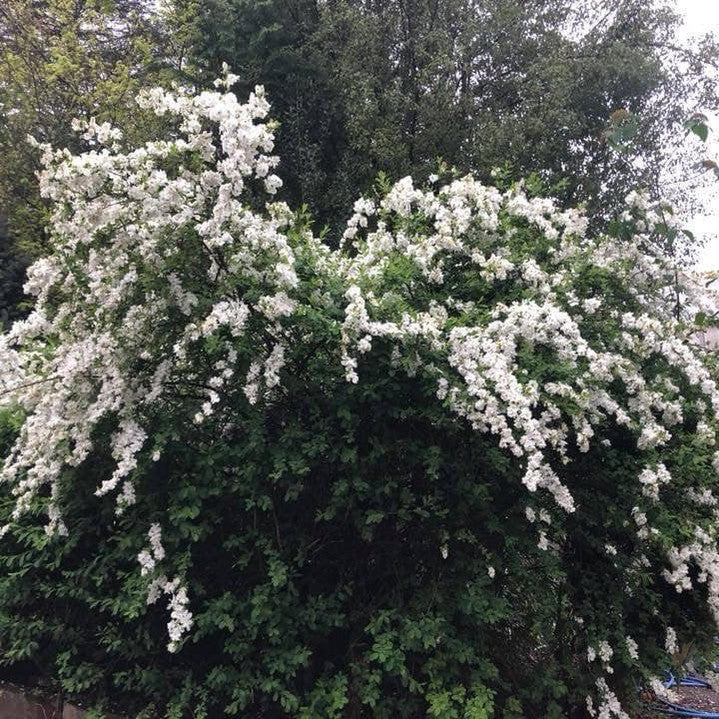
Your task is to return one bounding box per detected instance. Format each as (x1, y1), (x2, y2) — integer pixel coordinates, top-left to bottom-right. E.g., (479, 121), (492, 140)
(676, 0), (719, 269)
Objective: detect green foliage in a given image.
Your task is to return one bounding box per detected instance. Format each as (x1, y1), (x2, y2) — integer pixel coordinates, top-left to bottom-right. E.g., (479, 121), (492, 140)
(0, 222), (29, 327)
(604, 109), (639, 153)
(0, 0), (176, 320)
(686, 114), (710, 143)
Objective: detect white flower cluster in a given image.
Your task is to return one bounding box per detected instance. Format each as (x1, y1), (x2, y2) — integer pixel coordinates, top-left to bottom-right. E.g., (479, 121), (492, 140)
(138, 524), (192, 652)
(590, 678), (630, 719)
(338, 186), (719, 525)
(0, 70), (291, 648)
(665, 626), (679, 655)
(638, 463), (671, 502)
(649, 676), (679, 704)
(138, 522), (165, 575)
(662, 527), (719, 624)
(0, 69), (295, 528)
(588, 641), (614, 674)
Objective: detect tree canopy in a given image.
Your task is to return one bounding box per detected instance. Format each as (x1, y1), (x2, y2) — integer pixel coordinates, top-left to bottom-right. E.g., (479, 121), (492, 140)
(172, 0), (719, 233)
(1, 0), (717, 323)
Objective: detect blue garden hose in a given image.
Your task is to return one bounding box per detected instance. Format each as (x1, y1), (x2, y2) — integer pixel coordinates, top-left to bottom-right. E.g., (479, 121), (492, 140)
(664, 671), (713, 689)
(640, 641), (719, 716)
(648, 668), (719, 717)
(651, 707), (719, 718)
(650, 697), (719, 718)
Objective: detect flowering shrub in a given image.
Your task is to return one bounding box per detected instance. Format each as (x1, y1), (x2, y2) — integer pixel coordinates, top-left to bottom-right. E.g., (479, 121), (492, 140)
(1, 71), (719, 717)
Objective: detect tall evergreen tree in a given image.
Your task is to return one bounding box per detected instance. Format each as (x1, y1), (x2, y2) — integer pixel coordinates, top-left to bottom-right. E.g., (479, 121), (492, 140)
(171, 0), (719, 236)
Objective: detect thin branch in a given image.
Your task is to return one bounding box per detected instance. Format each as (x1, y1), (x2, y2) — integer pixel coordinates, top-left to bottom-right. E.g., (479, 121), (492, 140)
(0, 375), (59, 399)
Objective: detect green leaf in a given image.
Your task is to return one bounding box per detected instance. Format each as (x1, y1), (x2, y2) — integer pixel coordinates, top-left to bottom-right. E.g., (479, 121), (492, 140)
(686, 115), (709, 142)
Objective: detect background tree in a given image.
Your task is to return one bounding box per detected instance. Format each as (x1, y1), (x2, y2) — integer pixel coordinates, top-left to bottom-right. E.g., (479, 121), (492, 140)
(0, 0), (174, 324)
(170, 0), (719, 237)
